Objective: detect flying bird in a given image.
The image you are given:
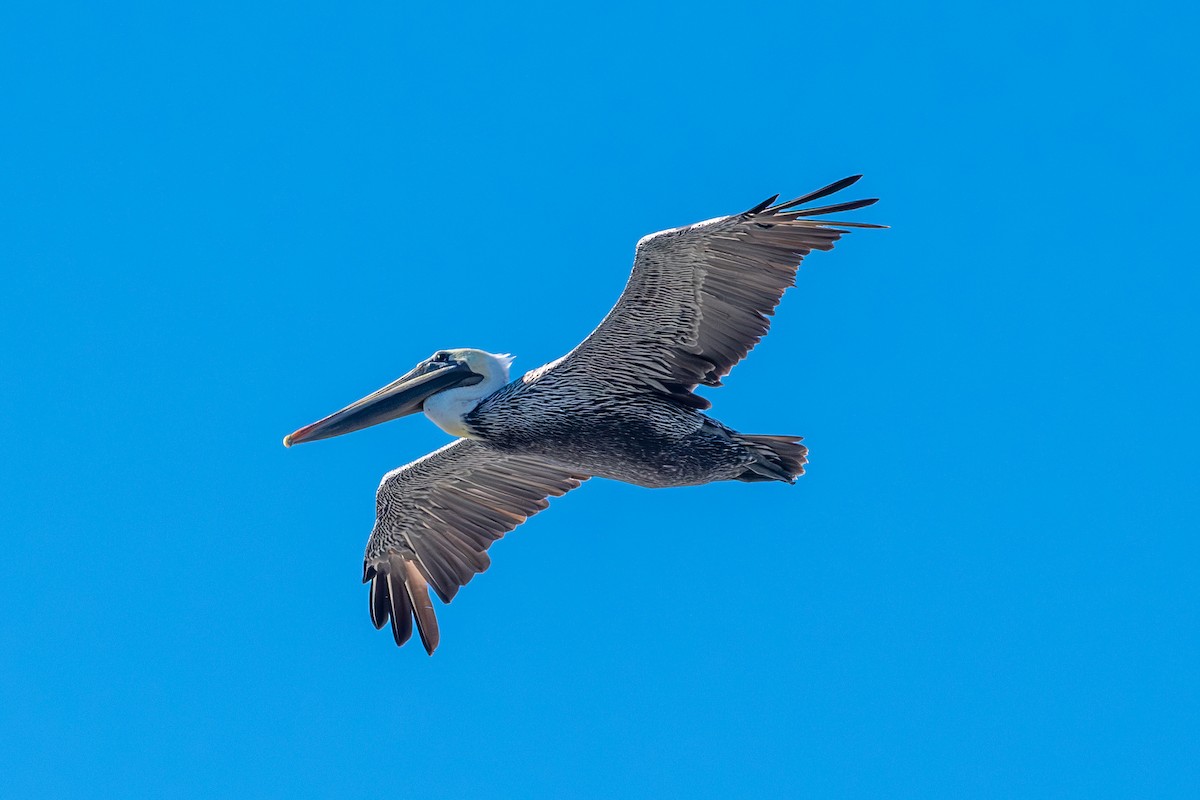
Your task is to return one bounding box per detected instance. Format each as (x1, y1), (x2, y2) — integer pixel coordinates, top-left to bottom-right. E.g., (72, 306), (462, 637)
(284, 175), (883, 653)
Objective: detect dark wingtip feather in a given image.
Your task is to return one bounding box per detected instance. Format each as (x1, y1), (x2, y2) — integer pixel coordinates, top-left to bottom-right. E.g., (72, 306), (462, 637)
(389, 611), (413, 647)
(386, 570), (414, 647)
(402, 559), (440, 655)
(743, 194), (780, 216)
(366, 555), (442, 652)
(772, 175), (864, 212)
(793, 197), (879, 217)
(369, 573), (390, 630)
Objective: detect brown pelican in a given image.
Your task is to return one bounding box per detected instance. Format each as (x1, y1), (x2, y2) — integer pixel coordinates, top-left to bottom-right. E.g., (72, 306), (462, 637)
(284, 175), (882, 653)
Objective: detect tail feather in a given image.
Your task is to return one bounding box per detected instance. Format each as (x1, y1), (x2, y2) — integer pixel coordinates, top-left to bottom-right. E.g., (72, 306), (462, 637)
(737, 434), (808, 484)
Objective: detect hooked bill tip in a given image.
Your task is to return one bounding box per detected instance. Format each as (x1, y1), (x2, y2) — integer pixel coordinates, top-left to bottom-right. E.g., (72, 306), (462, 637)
(283, 433), (294, 448)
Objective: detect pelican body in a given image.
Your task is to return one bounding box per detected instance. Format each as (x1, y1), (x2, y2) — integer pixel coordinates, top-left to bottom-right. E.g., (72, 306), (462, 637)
(285, 176), (882, 653)
(464, 366), (805, 487)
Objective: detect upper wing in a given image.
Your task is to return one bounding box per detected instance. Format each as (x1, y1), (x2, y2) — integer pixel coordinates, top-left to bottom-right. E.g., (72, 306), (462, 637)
(362, 439), (587, 654)
(554, 176), (883, 409)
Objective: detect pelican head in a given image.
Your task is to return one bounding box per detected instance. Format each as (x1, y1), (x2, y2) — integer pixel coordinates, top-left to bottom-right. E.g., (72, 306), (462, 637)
(284, 348), (514, 446)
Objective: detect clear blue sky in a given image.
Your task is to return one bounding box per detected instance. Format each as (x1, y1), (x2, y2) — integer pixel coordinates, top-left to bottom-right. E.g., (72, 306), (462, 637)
(1, 1), (1196, 797)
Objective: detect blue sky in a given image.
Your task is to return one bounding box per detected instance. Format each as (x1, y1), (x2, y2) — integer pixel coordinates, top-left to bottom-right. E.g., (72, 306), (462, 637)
(1, 1), (1196, 797)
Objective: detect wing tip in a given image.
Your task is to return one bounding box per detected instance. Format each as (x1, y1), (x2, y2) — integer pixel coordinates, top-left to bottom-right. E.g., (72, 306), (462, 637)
(770, 175), (879, 216)
(744, 194), (780, 216)
(366, 554), (442, 654)
(402, 558), (441, 655)
(385, 568), (414, 647)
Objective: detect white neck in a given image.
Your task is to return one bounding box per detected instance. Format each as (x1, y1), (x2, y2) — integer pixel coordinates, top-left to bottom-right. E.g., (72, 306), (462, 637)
(422, 353), (512, 438)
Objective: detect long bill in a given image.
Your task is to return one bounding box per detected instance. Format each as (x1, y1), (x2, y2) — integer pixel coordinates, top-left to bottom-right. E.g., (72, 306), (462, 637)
(284, 362), (478, 447)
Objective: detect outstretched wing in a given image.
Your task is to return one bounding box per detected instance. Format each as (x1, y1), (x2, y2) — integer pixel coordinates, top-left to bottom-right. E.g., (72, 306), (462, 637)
(555, 175), (883, 409)
(363, 439), (587, 654)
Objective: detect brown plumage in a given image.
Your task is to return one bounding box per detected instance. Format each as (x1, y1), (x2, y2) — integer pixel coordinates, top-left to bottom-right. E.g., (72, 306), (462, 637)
(285, 175), (883, 654)
(554, 179), (882, 410)
(362, 440), (587, 652)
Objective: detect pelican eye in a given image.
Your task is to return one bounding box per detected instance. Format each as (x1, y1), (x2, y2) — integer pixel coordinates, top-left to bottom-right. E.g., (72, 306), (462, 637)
(432, 352), (450, 363)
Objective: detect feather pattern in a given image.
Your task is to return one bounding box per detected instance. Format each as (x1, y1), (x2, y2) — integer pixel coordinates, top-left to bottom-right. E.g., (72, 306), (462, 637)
(288, 176), (881, 653)
(555, 175), (883, 406)
(362, 439), (587, 654)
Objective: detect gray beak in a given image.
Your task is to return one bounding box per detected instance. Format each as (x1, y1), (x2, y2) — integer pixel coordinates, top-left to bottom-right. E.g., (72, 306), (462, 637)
(284, 362), (479, 447)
